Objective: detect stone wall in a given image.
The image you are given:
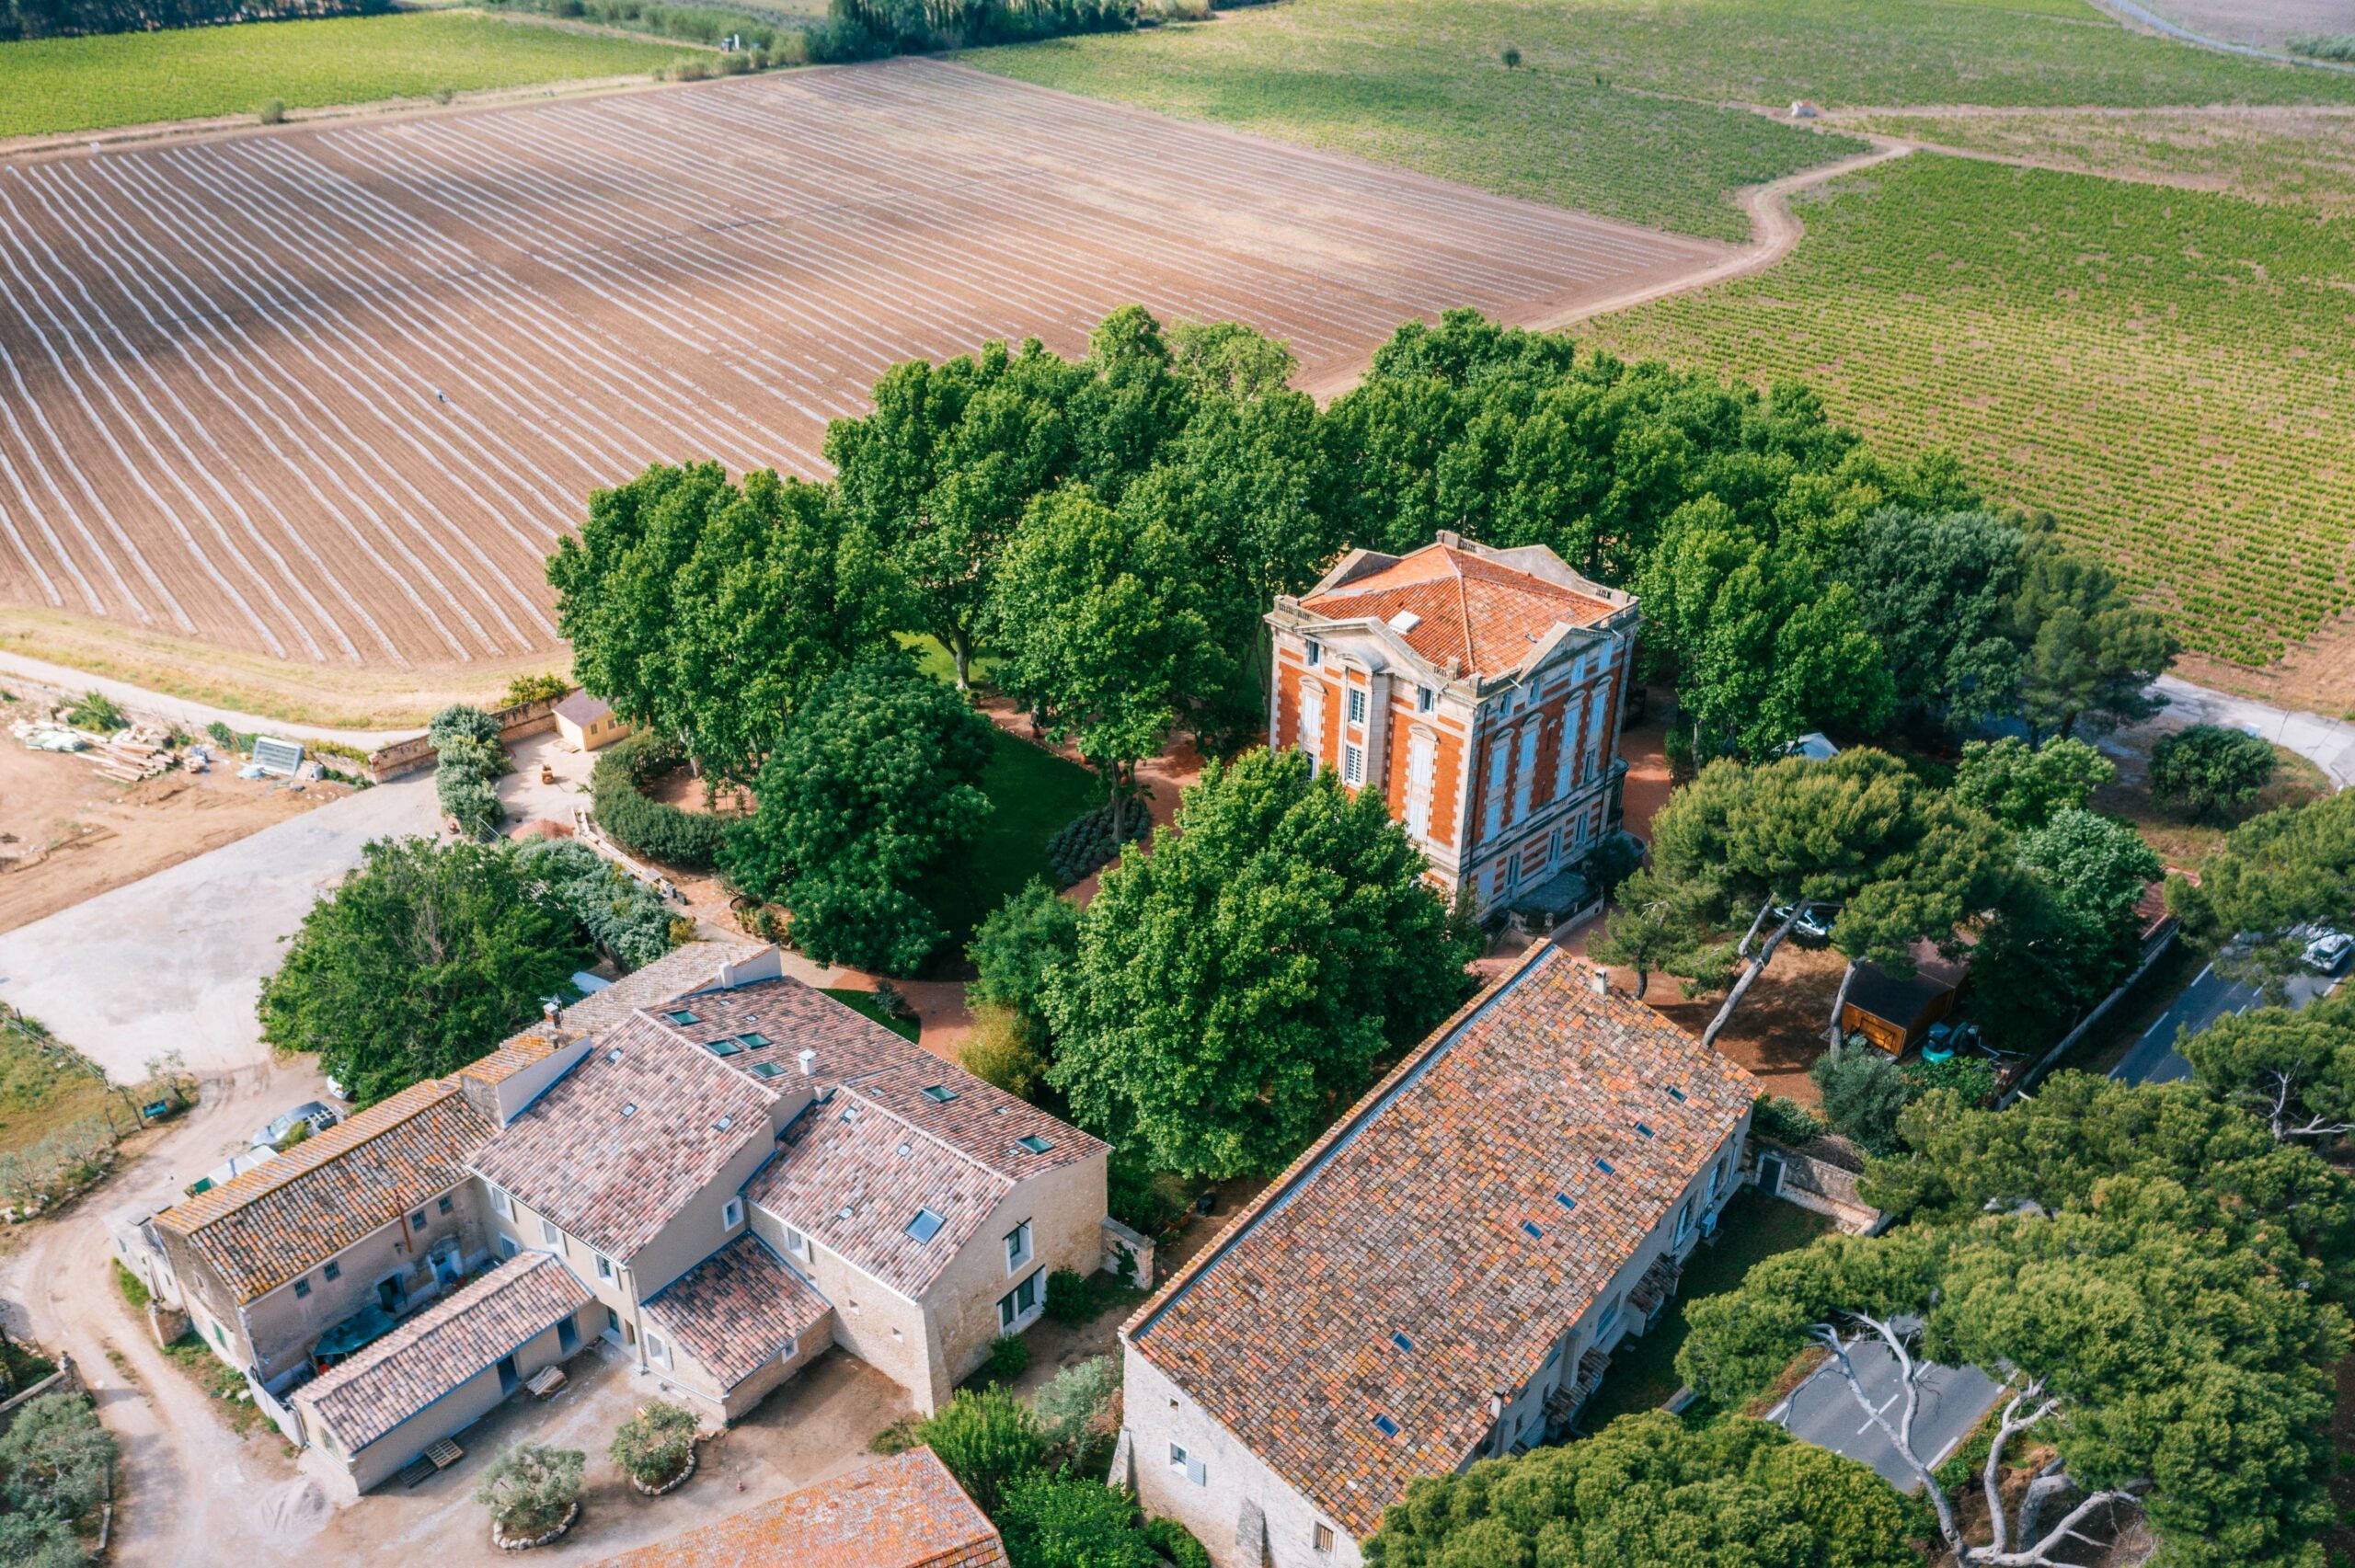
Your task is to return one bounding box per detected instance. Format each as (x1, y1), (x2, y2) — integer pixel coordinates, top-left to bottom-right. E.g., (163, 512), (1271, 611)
(366, 692), (566, 782)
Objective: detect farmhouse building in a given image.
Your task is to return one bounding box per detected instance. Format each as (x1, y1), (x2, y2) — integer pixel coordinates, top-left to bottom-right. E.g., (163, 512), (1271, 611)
(1112, 945), (1758, 1567)
(148, 943), (1121, 1502)
(1266, 532), (1638, 920)
(592, 1445), (1008, 1568)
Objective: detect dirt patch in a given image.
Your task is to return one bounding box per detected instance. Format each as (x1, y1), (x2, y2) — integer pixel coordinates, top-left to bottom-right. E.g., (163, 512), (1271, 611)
(2093, 741), (2328, 869)
(2130, 0), (2355, 50)
(1632, 945), (1848, 1104)
(0, 728), (346, 934)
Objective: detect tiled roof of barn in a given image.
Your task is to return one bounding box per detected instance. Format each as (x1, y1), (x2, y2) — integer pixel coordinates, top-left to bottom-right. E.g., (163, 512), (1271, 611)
(154, 1077), (492, 1303)
(295, 1252), (591, 1453)
(1125, 945), (1758, 1539)
(472, 1009), (775, 1261)
(558, 939), (767, 1032)
(590, 1447), (1007, 1568)
(659, 977), (940, 1093)
(641, 1233), (831, 1390)
(459, 1029), (564, 1088)
(1301, 543), (1617, 680)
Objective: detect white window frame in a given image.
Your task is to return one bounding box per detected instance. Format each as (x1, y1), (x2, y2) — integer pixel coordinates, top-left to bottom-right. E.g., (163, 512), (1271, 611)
(722, 1196), (744, 1230)
(997, 1269), (1041, 1332)
(1342, 743), (1365, 786)
(1304, 639), (1322, 668)
(1675, 1198), (1694, 1246)
(778, 1336), (798, 1363)
(595, 1253), (615, 1281)
(785, 1226), (810, 1260)
(490, 1185), (513, 1220)
(540, 1218), (561, 1248)
(1416, 685), (1436, 714)
(1004, 1220), (1033, 1275)
(647, 1333), (671, 1369)
(1346, 688), (1366, 727)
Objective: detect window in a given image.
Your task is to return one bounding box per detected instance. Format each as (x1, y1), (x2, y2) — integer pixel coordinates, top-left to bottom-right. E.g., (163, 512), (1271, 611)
(1015, 1134), (1053, 1155)
(1674, 1199), (1694, 1245)
(785, 1227), (810, 1259)
(1555, 1192), (1577, 1211)
(293, 1277), (312, 1299)
(997, 1270), (1040, 1331)
(1373, 1413), (1401, 1438)
(1416, 685), (1435, 713)
(1169, 1443), (1207, 1487)
(722, 1197), (744, 1230)
(1594, 1158), (1614, 1175)
(1304, 639), (1322, 667)
(491, 1186), (514, 1219)
(595, 1253), (615, 1281)
(1598, 1296), (1620, 1334)
(438, 1195), (454, 1216)
(647, 1333), (671, 1369)
(541, 1219), (562, 1247)
(1005, 1220), (1033, 1273)
(1315, 1523), (1336, 1553)
(1709, 1153), (1730, 1199)
(920, 1084), (958, 1104)
(499, 1236), (519, 1260)
(907, 1208), (947, 1243)
(1636, 1122), (1656, 1139)
(664, 1010), (700, 1026)
(1520, 1220), (1545, 1241)
(751, 1062), (785, 1081)
(778, 1337), (798, 1363)
(409, 1211), (427, 1230)
(705, 1037), (744, 1057)
(1346, 689), (1366, 727)
(324, 1261), (342, 1282)
(1342, 744), (1364, 785)
(210, 1319), (224, 1348)
(1390, 1332), (1414, 1354)
(737, 1033), (770, 1050)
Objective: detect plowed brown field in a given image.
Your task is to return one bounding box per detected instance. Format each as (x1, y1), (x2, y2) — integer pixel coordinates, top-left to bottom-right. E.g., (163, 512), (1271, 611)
(0, 57), (1725, 672)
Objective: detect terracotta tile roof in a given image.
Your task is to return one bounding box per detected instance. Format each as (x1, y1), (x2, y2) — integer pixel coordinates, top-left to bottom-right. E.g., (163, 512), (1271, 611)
(590, 1448), (1007, 1568)
(294, 1252), (592, 1453)
(472, 1010), (775, 1261)
(666, 978), (938, 1093)
(1127, 945), (1759, 1538)
(154, 1078), (493, 1303)
(642, 1233), (832, 1390)
(460, 1030), (563, 1088)
(558, 940), (768, 1033)
(846, 1058), (1106, 1184)
(1302, 544), (1615, 679)
(748, 1088), (1017, 1299)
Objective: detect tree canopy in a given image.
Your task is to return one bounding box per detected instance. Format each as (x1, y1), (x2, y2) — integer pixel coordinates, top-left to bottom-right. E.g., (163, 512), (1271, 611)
(2171, 790), (2355, 983)
(1362, 1410), (1925, 1568)
(1950, 736), (2113, 830)
(258, 836), (592, 1106)
(547, 463), (900, 782)
(2149, 724), (2276, 822)
(724, 662), (994, 975)
(2180, 991), (2355, 1144)
(1968, 807), (2162, 1050)
(1043, 748), (1474, 1179)
(1841, 507), (2025, 733)
(2008, 531), (2177, 743)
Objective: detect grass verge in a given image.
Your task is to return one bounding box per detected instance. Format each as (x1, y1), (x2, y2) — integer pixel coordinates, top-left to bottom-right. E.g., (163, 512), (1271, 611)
(160, 1332), (274, 1436)
(0, 1019), (119, 1162)
(822, 988), (921, 1041)
(1585, 153), (2355, 670)
(0, 11), (694, 139)
(919, 727), (1105, 954)
(1579, 1189), (1832, 1428)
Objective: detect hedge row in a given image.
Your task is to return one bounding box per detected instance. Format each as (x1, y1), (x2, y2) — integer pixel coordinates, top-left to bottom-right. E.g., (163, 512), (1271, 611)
(591, 730), (728, 872)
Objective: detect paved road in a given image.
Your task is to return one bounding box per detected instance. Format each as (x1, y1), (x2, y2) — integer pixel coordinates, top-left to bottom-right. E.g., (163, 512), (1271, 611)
(2087, 0), (2355, 72)
(2112, 675), (2355, 792)
(1774, 1341), (2003, 1490)
(0, 649), (422, 748)
(0, 774), (436, 1078)
(2110, 960), (2338, 1086)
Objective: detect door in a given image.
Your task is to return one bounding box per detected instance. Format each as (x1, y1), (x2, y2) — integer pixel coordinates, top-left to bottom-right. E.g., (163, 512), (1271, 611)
(1756, 1151), (1786, 1197)
(376, 1276), (403, 1314)
(497, 1355), (520, 1395)
(557, 1317), (580, 1355)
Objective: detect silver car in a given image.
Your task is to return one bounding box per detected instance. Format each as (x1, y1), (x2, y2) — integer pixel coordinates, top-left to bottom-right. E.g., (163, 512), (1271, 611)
(254, 1100), (339, 1150)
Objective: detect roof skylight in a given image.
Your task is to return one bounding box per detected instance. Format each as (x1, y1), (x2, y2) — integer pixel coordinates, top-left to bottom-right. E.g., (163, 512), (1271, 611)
(714, 1116), (733, 1133)
(1665, 1085), (1687, 1103)
(906, 1208), (946, 1243)
(737, 1033), (770, 1050)
(1015, 1134), (1053, 1155)
(621, 1104), (638, 1117)
(1521, 1220), (1545, 1241)
(1390, 1332), (1414, 1353)
(706, 1037), (744, 1058)
(1555, 1192), (1577, 1210)
(920, 1084), (958, 1104)
(750, 1062), (784, 1081)
(665, 1010), (700, 1026)
(1373, 1413), (1401, 1438)
(1594, 1157), (1614, 1174)
(1636, 1122), (1655, 1139)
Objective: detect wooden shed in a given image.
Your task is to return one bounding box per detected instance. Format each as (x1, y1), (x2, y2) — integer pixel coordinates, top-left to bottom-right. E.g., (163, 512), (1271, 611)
(1837, 948), (1966, 1057)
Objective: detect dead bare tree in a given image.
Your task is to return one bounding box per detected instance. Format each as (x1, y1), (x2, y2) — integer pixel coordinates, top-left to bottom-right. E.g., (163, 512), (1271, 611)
(2261, 1066), (2353, 1142)
(1811, 1314), (2145, 1567)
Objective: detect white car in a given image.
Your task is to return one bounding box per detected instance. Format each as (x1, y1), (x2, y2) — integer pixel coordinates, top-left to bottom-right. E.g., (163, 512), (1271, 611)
(254, 1101), (339, 1150)
(2303, 929), (2353, 977)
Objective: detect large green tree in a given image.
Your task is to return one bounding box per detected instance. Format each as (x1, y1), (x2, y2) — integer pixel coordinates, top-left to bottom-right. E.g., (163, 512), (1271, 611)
(2008, 531), (2177, 742)
(1363, 1410), (1924, 1568)
(1969, 807), (2163, 1051)
(258, 837), (592, 1106)
(1043, 748), (1474, 1179)
(1637, 498), (1895, 758)
(2171, 790), (2355, 988)
(1840, 507), (2025, 733)
(1950, 736), (2113, 830)
(1641, 750), (2010, 1046)
(724, 662), (994, 976)
(2180, 992), (2355, 1143)
(989, 486), (1227, 834)
(2149, 724), (2275, 822)
(547, 463), (899, 782)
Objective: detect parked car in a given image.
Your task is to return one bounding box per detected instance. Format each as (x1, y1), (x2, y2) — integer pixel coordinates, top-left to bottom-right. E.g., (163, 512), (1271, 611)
(2303, 928), (2354, 976)
(254, 1101), (339, 1150)
(323, 1075), (351, 1104)
(1773, 904), (1835, 944)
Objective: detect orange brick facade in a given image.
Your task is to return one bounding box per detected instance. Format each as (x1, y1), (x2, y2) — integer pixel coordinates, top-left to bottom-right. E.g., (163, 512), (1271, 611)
(1266, 535), (1637, 918)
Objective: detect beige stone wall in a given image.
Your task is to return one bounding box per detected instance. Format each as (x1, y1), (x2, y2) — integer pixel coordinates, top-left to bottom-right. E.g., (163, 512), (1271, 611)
(242, 1186), (490, 1383)
(747, 1202), (937, 1409)
(1123, 1348), (1361, 1568)
(919, 1152), (1109, 1406)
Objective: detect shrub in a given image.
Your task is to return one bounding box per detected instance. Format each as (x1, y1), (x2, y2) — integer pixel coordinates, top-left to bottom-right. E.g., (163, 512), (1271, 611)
(959, 1004), (1049, 1102)
(429, 704), (501, 749)
(1141, 1518), (1213, 1568)
(205, 719), (236, 748)
(437, 771), (503, 835)
(258, 97), (286, 125)
(1500, 43), (1521, 67)
(1577, 830), (1645, 900)
(913, 1387), (1045, 1514)
(2149, 724), (2275, 821)
(986, 1333), (1031, 1383)
(0, 1514), (82, 1568)
(968, 879), (1080, 1031)
(518, 838), (678, 968)
(113, 1258), (152, 1310)
(1042, 1266), (1101, 1325)
(0, 1392), (116, 1523)
(1810, 1047), (1913, 1155)
(2287, 31), (2355, 60)
(868, 1413), (924, 1455)
(68, 689), (125, 733)
(472, 1442), (584, 1539)
(609, 1400), (698, 1487)
(1034, 1355), (1120, 1455)
(1106, 1149), (1190, 1235)
(503, 672), (570, 707)
(1043, 801), (1147, 889)
(592, 731), (728, 871)
(1749, 1093), (1823, 1146)
(1900, 1055), (1996, 1105)
(994, 1473), (1156, 1568)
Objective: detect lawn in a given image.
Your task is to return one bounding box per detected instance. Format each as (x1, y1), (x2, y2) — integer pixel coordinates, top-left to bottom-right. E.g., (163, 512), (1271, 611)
(919, 727), (1105, 956)
(1577, 1189), (1832, 1429)
(1583, 153), (2355, 669)
(0, 11), (695, 139)
(0, 1013), (118, 1161)
(970, 0), (2355, 240)
(822, 987), (922, 1041)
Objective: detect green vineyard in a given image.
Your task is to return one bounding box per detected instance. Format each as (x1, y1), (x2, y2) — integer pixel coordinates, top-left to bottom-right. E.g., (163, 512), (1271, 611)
(1584, 153), (2355, 668)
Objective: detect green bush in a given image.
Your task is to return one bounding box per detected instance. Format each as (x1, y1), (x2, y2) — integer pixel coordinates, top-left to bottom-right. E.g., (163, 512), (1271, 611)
(472, 1441), (583, 1539)
(1749, 1093), (1824, 1146)
(67, 689), (125, 732)
(0, 1513), (82, 1568)
(503, 672), (570, 706)
(995, 1472), (1157, 1568)
(1141, 1518), (1212, 1568)
(1043, 801), (1147, 889)
(592, 731), (728, 871)
(1899, 1055), (1996, 1105)
(112, 1258), (151, 1310)
(1034, 1355), (1120, 1455)
(913, 1387), (1044, 1514)
(517, 838), (678, 968)
(0, 1391), (115, 1524)
(205, 719), (236, 748)
(2287, 32), (2355, 61)
(609, 1400), (697, 1487)
(257, 97), (286, 124)
(428, 703), (501, 748)
(1107, 1149), (1191, 1235)
(1809, 1048), (1913, 1155)
(986, 1333), (1030, 1383)
(959, 1004), (1048, 1101)
(1042, 1266), (1100, 1324)
(2149, 724), (2276, 821)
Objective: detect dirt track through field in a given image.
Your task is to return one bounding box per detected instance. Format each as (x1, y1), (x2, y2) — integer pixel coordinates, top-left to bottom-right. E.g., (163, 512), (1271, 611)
(0, 57), (1726, 670)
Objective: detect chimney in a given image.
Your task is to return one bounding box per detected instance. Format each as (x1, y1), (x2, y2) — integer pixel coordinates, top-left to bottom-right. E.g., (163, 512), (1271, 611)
(797, 1048), (816, 1077)
(543, 998), (561, 1027)
(1587, 964), (1609, 997)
